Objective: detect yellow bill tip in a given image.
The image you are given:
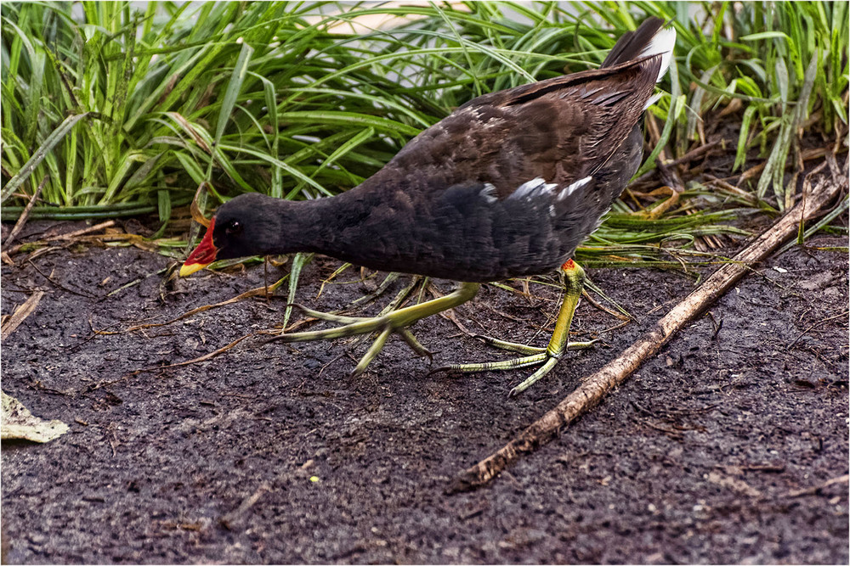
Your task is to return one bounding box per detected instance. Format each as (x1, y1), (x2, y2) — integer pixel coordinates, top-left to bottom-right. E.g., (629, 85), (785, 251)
(179, 262), (210, 277)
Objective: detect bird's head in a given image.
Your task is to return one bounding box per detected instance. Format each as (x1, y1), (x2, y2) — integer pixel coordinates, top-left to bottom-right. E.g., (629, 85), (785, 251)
(179, 193), (283, 277)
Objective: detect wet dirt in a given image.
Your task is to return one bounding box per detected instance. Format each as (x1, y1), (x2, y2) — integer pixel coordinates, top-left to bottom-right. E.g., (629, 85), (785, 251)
(1, 218), (847, 564)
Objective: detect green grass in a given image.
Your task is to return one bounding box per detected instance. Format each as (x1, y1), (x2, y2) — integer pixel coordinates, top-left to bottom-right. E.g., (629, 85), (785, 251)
(2, 1), (847, 262)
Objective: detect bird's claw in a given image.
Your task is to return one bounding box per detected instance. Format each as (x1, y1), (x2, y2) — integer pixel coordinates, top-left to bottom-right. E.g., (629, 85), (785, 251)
(269, 312), (431, 376)
(269, 282), (480, 376)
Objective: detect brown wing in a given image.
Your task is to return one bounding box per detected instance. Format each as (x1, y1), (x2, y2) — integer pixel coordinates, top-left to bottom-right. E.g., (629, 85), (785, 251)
(384, 54), (663, 199)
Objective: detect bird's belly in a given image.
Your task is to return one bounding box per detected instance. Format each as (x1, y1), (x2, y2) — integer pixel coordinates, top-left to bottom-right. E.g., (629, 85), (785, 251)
(332, 220), (576, 282)
(336, 248), (568, 282)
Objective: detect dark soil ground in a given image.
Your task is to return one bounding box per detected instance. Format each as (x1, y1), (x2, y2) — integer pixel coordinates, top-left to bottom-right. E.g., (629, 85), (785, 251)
(1, 217), (847, 564)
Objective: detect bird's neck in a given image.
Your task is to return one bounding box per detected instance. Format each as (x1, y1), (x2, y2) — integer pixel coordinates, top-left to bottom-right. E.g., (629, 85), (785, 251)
(258, 189), (374, 257)
(253, 197), (328, 255)
(273, 176), (408, 265)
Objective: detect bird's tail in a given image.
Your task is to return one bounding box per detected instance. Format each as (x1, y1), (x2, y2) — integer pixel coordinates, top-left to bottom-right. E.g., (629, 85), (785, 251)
(601, 17), (676, 84)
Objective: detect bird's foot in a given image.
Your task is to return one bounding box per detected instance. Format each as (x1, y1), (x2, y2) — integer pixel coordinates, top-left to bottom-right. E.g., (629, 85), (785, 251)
(435, 259), (590, 397)
(270, 304), (432, 376)
(268, 282), (480, 376)
(434, 336), (596, 397)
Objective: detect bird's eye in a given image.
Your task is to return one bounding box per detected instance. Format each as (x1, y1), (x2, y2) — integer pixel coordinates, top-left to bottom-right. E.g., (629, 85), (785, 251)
(225, 220), (243, 236)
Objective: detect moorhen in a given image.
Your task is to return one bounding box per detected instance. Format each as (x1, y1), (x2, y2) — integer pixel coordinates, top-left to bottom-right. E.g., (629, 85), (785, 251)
(181, 17), (676, 396)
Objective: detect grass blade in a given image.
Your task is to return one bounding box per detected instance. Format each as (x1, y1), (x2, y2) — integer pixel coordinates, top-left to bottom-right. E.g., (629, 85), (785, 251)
(1, 113), (93, 204)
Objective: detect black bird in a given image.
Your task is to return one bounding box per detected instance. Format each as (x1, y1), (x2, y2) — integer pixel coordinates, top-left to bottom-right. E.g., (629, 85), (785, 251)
(181, 18), (676, 396)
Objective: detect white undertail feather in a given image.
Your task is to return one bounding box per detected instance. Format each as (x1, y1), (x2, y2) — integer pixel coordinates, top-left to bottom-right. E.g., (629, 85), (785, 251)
(640, 25), (676, 82)
(642, 92), (662, 110)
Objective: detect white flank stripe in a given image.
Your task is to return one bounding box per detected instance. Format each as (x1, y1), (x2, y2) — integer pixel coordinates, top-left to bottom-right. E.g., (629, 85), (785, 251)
(511, 177), (558, 200)
(480, 183), (498, 203)
(558, 176), (592, 200)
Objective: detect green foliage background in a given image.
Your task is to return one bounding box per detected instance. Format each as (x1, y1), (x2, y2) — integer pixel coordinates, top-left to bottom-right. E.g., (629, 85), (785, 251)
(1, 1), (847, 258)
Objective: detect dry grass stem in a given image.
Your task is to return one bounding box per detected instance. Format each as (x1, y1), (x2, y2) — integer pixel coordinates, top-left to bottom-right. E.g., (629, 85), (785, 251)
(1, 291), (45, 341)
(4, 175), (48, 248)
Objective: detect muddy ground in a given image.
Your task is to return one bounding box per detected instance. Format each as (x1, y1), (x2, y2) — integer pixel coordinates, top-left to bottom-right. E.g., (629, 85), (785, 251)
(1, 215), (847, 564)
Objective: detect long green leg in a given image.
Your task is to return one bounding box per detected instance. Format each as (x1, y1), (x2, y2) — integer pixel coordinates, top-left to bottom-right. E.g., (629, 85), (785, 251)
(443, 260), (591, 397)
(271, 282), (480, 375)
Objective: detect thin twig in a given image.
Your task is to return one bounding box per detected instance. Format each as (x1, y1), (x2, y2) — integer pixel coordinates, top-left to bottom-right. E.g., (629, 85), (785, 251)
(219, 482), (270, 530)
(430, 283), (474, 335)
(661, 139), (722, 168)
(156, 333), (255, 368)
(784, 474), (849, 498)
(103, 268), (168, 299)
(125, 283), (281, 332)
(27, 261), (97, 299)
(625, 139), (721, 190)
(5, 220), (117, 257)
(44, 220), (116, 242)
(581, 289), (630, 321)
(739, 145), (837, 183)
(1, 291), (45, 341)
(448, 166), (846, 493)
(786, 309), (849, 349)
(87, 332), (258, 392)
(704, 175), (759, 205)
(3, 174), (48, 249)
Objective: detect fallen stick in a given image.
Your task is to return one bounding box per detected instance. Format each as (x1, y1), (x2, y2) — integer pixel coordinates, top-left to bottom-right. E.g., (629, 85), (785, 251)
(449, 165), (847, 493)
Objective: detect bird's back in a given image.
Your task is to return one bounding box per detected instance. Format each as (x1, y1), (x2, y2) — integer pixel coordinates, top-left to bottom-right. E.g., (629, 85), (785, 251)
(319, 18), (675, 281)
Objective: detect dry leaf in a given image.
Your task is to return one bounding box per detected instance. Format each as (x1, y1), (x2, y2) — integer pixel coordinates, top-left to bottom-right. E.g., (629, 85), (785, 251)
(1, 391), (69, 443)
